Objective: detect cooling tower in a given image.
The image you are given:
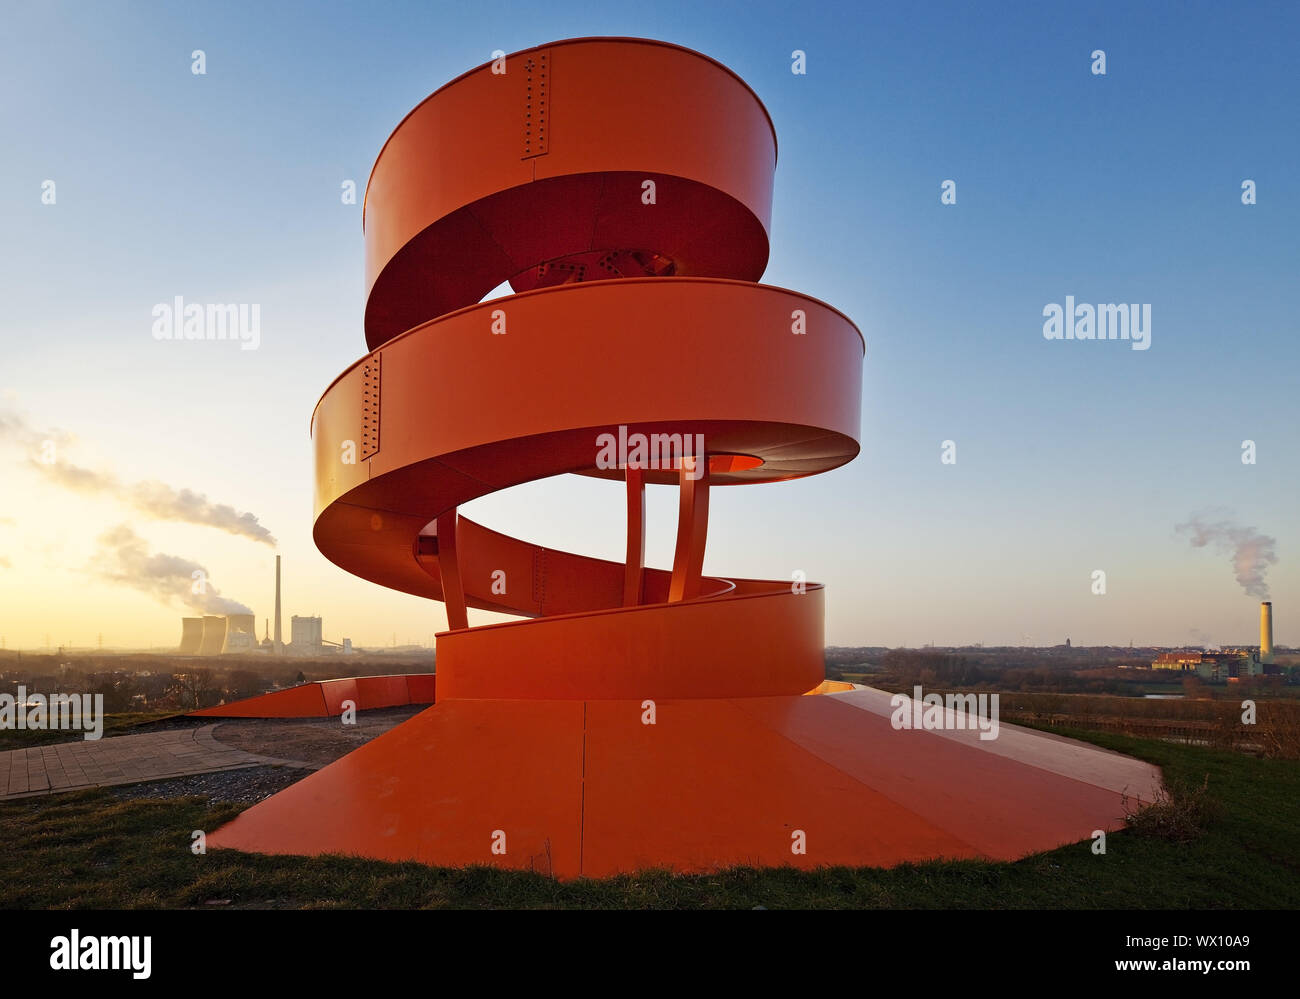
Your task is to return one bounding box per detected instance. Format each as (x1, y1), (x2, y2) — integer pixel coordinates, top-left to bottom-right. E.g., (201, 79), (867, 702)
(178, 617), (204, 655)
(1261, 601), (1274, 664)
(199, 615), (228, 656)
(224, 613), (257, 652)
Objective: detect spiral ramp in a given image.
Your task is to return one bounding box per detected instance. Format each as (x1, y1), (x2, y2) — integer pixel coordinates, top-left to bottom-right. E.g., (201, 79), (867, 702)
(208, 38), (1160, 877)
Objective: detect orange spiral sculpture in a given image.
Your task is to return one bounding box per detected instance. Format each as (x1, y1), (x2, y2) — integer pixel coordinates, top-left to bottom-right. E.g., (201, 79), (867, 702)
(210, 39), (1159, 877)
(311, 38), (863, 700)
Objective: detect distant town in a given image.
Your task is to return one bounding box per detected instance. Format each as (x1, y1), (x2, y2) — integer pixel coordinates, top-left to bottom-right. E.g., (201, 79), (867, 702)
(0, 634), (1291, 717)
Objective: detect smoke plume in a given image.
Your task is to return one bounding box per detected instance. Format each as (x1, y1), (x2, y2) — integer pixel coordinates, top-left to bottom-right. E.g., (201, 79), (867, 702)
(94, 524), (252, 615)
(1, 406), (275, 545)
(0, 408), (74, 450)
(32, 462), (276, 545)
(1176, 511), (1278, 599)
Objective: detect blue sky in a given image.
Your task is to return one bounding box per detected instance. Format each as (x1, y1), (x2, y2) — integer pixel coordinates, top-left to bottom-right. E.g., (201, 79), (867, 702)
(0, 0), (1296, 649)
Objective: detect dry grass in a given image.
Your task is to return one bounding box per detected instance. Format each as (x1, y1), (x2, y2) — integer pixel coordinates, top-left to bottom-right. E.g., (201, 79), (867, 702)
(1122, 773), (1222, 843)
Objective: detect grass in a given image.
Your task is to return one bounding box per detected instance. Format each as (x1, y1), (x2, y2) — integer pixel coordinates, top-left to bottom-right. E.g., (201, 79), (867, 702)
(1, 729), (1298, 909)
(1122, 772), (1221, 842)
(0, 711), (182, 750)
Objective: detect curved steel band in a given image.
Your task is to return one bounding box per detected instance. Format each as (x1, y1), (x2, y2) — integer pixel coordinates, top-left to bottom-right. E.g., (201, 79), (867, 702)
(313, 38), (864, 700)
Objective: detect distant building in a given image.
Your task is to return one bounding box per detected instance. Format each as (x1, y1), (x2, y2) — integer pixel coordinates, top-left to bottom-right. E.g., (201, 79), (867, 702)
(1152, 650), (1264, 681)
(291, 615), (324, 654)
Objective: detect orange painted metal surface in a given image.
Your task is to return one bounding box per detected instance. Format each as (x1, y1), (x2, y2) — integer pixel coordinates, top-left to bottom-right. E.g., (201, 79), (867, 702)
(209, 693), (1156, 877)
(191, 674), (434, 719)
(317, 677), (358, 717)
(207, 38), (1159, 876)
(191, 682), (328, 719)
(404, 673), (437, 704)
(213, 699), (584, 874)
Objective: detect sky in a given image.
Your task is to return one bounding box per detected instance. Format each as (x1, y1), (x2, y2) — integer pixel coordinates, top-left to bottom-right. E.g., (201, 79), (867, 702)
(0, 0), (1296, 651)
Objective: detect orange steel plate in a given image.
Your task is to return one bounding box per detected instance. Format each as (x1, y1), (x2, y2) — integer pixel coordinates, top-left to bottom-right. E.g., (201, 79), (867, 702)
(191, 674), (435, 719)
(208, 693), (1159, 878)
(191, 682), (329, 719)
(579, 698), (976, 876)
(209, 699), (584, 874)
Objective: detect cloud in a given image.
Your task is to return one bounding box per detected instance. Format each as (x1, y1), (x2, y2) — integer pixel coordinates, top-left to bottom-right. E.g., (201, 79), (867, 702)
(93, 524), (252, 615)
(0, 407), (73, 451)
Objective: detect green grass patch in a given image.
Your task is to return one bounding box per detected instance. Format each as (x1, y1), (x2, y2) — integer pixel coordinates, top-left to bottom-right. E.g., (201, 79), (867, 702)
(0, 712), (182, 750)
(2, 730), (1297, 909)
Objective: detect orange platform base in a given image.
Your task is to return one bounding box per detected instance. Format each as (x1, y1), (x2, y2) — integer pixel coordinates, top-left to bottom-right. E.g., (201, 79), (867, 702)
(207, 687), (1161, 878)
(190, 674), (435, 719)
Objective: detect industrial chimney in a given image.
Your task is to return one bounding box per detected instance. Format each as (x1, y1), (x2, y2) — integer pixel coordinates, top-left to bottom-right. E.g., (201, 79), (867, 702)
(270, 554), (280, 655)
(1260, 601), (1274, 665)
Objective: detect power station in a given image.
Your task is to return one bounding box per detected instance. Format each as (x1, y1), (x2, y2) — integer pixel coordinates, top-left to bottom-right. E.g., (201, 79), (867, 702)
(176, 557), (348, 656)
(1152, 600), (1282, 680)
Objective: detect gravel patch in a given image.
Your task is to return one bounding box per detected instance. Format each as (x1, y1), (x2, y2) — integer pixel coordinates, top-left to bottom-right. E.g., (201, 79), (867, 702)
(92, 706), (427, 804)
(124, 715), (212, 734)
(108, 764), (313, 805)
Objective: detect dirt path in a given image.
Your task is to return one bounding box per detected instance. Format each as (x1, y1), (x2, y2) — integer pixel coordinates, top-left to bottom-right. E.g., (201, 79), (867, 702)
(209, 705), (426, 767)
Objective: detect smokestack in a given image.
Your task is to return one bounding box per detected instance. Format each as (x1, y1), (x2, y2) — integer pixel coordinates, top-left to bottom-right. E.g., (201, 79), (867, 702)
(274, 555), (283, 654)
(1261, 601), (1274, 665)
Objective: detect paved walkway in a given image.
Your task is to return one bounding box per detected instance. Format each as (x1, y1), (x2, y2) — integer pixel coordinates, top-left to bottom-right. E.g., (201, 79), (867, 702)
(0, 725), (314, 801)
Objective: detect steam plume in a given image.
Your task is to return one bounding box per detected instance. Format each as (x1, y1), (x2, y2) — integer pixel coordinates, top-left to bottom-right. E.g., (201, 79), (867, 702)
(94, 524), (252, 614)
(31, 462), (277, 545)
(1176, 511), (1278, 599)
(1, 403), (275, 545)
